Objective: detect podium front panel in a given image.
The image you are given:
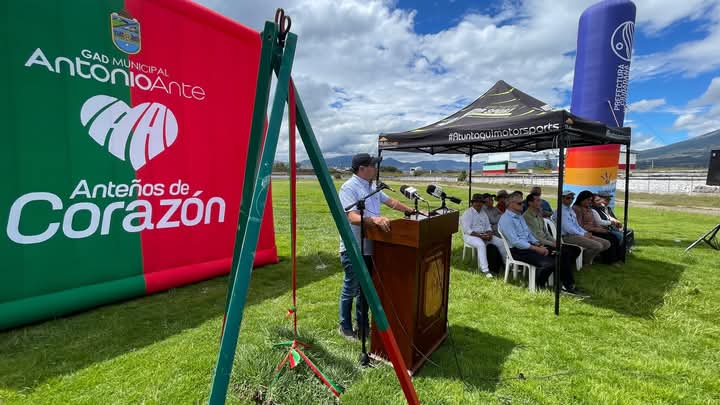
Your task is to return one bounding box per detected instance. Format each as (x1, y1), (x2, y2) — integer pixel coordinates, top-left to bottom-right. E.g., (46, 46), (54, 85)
(370, 242), (418, 369)
(368, 211), (456, 374)
(414, 241), (450, 367)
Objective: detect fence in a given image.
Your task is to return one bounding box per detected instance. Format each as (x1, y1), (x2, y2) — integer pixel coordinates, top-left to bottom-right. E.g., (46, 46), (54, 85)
(274, 170), (720, 195)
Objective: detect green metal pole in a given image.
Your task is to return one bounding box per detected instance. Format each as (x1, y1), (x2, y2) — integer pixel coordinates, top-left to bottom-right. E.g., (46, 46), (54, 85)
(222, 22), (279, 319)
(209, 32), (297, 405)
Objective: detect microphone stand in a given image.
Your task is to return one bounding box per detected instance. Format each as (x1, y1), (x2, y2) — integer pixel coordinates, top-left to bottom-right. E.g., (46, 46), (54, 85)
(405, 199), (431, 219)
(343, 185), (387, 367)
(427, 195), (448, 217)
(439, 196), (447, 213)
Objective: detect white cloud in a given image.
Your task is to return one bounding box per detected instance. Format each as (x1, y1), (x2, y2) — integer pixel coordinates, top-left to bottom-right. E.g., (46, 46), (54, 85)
(627, 98), (666, 112)
(631, 1), (720, 79)
(672, 76), (720, 136)
(195, 0), (719, 160)
(631, 131), (665, 150)
(195, 0), (588, 161)
(633, 0), (716, 33)
(694, 76), (720, 105)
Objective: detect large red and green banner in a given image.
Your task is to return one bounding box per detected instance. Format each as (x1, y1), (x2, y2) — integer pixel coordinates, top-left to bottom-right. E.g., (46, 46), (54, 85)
(1, 0), (278, 330)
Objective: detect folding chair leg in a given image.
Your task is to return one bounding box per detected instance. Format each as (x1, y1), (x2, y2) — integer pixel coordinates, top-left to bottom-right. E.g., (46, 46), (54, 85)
(528, 268), (536, 293)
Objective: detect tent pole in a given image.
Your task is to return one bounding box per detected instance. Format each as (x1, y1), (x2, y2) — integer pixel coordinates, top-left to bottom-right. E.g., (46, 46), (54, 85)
(468, 147), (473, 206)
(554, 138), (565, 316)
(376, 149), (382, 184)
(622, 145), (630, 262)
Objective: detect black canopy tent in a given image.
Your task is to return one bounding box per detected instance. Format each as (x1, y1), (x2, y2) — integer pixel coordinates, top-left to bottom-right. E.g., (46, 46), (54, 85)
(376, 80), (632, 315)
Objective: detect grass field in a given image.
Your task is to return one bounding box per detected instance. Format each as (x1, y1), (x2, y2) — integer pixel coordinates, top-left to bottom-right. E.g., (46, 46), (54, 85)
(1, 179), (719, 404)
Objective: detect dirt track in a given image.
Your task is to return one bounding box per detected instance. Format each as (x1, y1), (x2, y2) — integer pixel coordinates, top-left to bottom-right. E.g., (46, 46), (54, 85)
(619, 200), (720, 216)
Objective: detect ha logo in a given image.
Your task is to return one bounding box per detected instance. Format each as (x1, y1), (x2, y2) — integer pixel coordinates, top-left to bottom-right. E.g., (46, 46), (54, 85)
(80, 95), (178, 170)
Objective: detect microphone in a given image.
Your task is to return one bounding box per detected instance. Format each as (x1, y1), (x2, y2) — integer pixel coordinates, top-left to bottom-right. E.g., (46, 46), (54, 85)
(426, 184), (462, 204)
(376, 181), (395, 192)
(399, 185), (427, 202)
(426, 184), (442, 199)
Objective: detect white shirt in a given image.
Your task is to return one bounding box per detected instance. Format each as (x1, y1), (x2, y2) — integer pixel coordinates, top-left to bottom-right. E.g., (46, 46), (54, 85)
(591, 209), (612, 227)
(338, 174), (390, 254)
(460, 207), (492, 235)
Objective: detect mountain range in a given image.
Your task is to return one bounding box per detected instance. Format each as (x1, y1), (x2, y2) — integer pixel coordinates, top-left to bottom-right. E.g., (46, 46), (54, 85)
(636, 129), (720, 168)
(299, 128), (720, 171)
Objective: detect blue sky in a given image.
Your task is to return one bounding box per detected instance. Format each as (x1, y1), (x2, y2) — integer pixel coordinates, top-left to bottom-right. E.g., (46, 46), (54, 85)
(199, 0), (720, 161)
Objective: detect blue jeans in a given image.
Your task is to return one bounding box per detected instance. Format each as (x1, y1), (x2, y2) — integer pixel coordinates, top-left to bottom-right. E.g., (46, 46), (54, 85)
(338, 251), (372, 332)
(609, 229), (624, 244)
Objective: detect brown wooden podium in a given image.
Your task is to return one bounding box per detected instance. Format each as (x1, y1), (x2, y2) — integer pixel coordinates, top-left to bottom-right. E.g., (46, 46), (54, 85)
(366, 210), (458, 375)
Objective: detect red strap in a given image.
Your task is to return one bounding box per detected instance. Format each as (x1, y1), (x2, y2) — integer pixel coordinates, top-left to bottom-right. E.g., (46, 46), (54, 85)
(289, 79), (298, 338)
(268, 80), (344, 401)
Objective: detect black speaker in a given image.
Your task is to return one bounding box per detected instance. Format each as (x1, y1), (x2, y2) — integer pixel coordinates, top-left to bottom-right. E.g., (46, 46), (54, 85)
(708, 149), (720, 186)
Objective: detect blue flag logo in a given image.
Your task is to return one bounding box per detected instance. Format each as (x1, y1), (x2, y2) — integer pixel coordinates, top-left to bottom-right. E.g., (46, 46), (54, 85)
(611, 21), (634, 62)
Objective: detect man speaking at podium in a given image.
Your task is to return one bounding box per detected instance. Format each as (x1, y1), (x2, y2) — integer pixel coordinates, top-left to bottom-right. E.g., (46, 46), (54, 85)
(337, 153), (412, 340)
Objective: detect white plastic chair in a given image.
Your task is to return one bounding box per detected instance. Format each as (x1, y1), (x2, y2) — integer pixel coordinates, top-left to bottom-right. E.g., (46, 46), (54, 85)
(462, 241), (480, 273)
(498, 230), (538, 292)
(544, 218), (584, 271)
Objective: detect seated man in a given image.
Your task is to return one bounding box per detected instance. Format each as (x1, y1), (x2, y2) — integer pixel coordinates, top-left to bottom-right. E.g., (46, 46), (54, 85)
(593, 192), (634, 252)
(483, 193), (501, 235)
(522, 186), (553, 217)
(552, 190), (610, 265)
(460, 193), (507, 278)
(498, 192), (555, 290)
(495, 190), (509, 213)
(573, 190), (621, 263)
(523, 192), (585, 295)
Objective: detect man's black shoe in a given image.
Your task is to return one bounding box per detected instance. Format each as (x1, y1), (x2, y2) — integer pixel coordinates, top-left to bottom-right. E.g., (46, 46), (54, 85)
(338, 326), (358, 341)
(561, 286), (590, 298)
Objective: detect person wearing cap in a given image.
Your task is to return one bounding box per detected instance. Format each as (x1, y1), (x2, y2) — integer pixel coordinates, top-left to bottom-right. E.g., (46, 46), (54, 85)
(551, 190), (610, 265)
(460, 193), (507, 278)
(573, 190), (621, 263)
(495, 190), (509, 213)
(593, 192), (634, 249)
(590, 193), (623, 242)
(595, 191), (619, 217)
(498, 192), (556, 290)
(337, 153), (412, 340)
(483, 193), (501, 235)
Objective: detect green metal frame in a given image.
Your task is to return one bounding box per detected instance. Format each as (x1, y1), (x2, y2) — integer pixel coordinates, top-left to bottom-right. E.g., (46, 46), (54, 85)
(222, 22), (279, 318)
(210, 22), (295, 404)
(209, 18), (418, 405)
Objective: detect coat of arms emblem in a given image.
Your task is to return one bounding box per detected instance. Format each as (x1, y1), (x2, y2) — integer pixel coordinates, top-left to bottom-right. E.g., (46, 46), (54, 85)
(111, 12), (141, 54)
